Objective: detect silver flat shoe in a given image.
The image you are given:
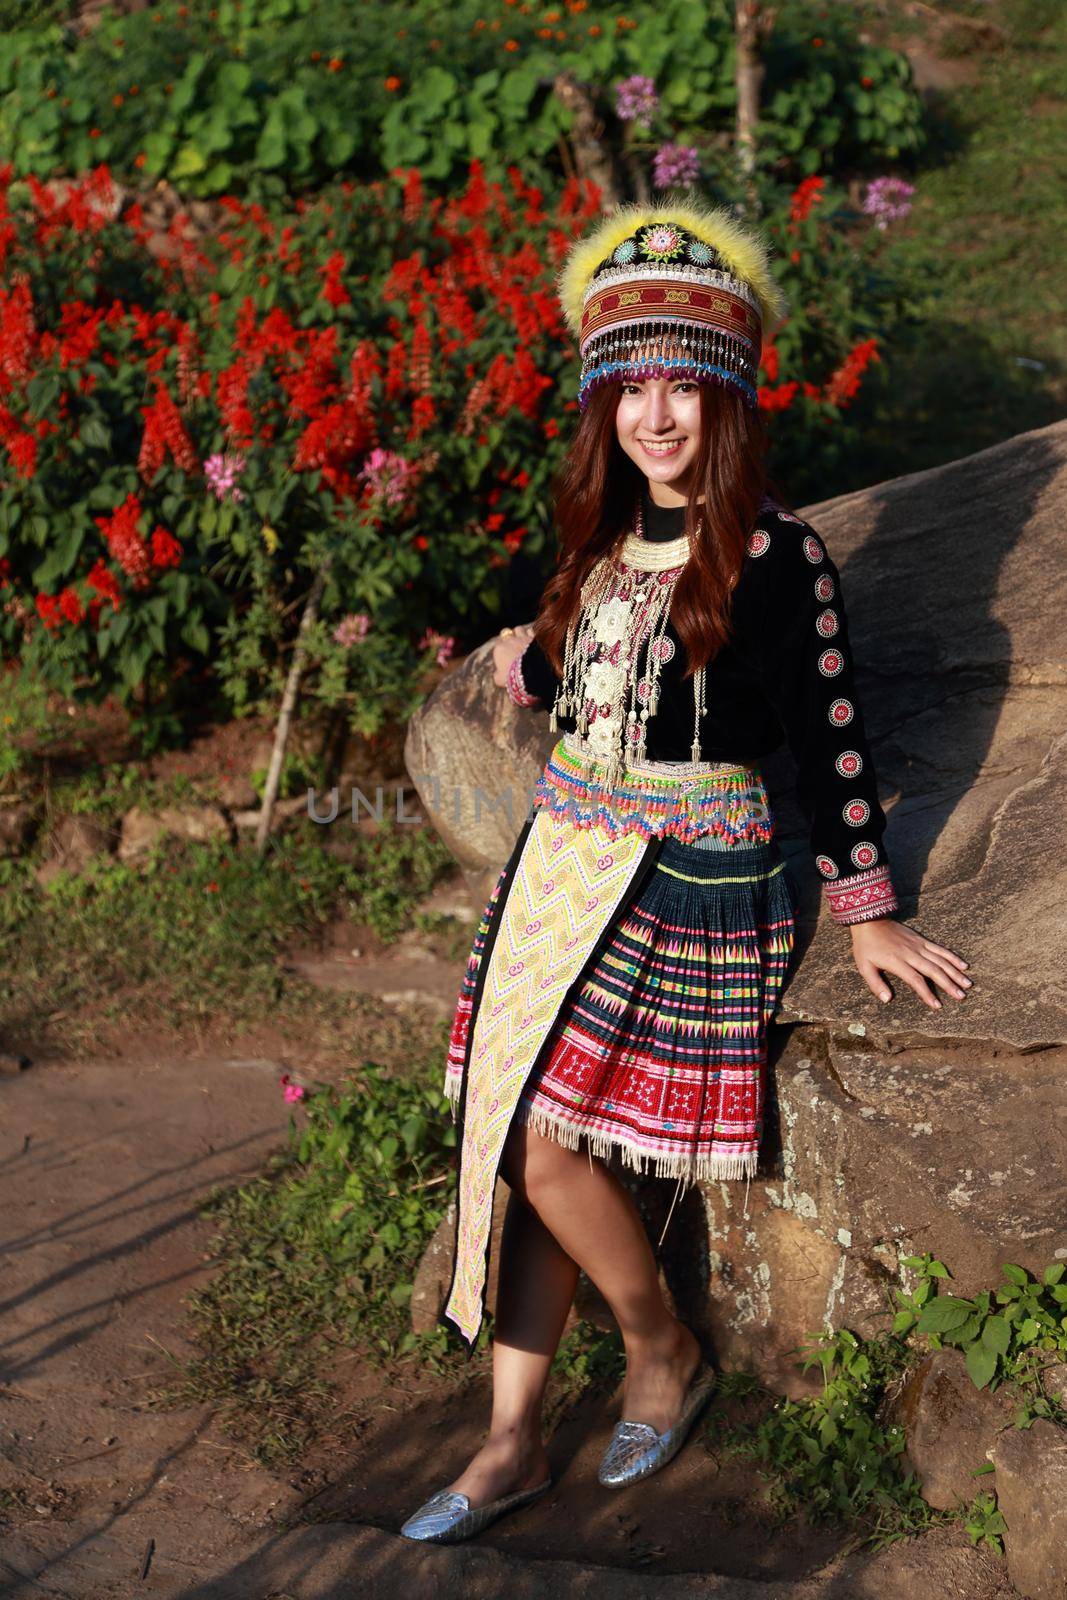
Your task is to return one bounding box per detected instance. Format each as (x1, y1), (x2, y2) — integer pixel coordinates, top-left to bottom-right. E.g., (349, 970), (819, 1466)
(598, 1360), (717, 1488)
(399, 1476), (551, 1543)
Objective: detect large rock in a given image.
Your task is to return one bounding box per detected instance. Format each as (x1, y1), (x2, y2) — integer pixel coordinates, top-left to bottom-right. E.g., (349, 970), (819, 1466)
(989, 1418), (1067, 1599)
(777, 417), (1067, 1050)
(404, 638), (557, 891)
(665, 1031), (1067, 1395)
(892, 1349), (1016, 1510)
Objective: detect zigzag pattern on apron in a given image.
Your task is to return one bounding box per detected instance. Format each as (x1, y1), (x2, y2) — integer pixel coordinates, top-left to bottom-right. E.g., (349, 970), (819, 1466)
(444, 808), (650, 1345)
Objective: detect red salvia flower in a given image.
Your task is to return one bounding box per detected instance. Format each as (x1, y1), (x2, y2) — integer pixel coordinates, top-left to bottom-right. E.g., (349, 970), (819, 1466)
(149, 526), (182, 569)
(789, 175), (825, 225)
(86, 557), (122, 611)
(138, 382), (198, 482)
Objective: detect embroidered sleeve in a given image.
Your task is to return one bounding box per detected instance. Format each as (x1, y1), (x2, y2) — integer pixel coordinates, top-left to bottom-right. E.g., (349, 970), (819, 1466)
(756, 511), (899, 927)
(511, 633), (564, 712)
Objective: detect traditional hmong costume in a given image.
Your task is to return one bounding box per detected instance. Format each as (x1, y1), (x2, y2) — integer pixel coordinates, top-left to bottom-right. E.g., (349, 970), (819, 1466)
(439, 203), (899, 1352)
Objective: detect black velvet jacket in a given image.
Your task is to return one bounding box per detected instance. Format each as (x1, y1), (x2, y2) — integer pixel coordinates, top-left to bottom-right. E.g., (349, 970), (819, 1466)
(517, 488), (894, 897)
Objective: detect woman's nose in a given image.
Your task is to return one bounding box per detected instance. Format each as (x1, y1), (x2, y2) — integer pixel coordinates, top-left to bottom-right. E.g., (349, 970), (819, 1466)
(642, 396), (674, 431)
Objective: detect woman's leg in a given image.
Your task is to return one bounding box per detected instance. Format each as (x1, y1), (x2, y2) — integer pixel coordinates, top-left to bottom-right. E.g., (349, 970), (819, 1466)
(441, 1121), (700, 1506)
(507, 1123), (701, 1432)
(443, 1186), (578, 1503)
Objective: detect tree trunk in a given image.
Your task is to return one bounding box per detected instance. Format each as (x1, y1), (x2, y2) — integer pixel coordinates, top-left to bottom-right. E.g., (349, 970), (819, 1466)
(552, 72), (622, 211)
(254, 562), (330, 857)
(735, 0), (767, 214)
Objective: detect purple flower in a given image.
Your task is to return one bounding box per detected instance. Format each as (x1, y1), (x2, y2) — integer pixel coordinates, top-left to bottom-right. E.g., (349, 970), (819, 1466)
(358, 447), (415, 508)
(615, 75), (659, 131)
(204, 451), (246, 503)
(861, 176), (916, 232)
(652, 143), (700, 190)
(334, 612), (371, 647)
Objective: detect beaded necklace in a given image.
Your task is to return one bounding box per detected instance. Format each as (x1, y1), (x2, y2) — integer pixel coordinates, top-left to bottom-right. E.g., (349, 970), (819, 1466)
(548, 499), (710, 794)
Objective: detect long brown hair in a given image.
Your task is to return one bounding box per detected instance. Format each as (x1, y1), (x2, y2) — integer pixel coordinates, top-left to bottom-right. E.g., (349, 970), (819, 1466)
(534, 380), (776, 679)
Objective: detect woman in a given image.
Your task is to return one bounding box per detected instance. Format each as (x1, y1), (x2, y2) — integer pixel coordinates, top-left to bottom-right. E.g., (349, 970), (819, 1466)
(400, 202), (970, 1544)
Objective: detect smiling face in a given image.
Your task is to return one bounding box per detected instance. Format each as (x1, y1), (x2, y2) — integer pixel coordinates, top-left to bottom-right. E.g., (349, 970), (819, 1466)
(614, 374), (705, 506)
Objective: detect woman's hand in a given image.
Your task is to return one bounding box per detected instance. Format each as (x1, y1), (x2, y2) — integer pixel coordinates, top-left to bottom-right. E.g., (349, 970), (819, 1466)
(850, 918), (971, 1011)
(491, 622), (536, 688)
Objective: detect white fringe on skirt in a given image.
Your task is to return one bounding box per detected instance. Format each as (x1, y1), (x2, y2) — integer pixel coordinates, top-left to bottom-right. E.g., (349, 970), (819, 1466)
(511, 1090), (759, 1185)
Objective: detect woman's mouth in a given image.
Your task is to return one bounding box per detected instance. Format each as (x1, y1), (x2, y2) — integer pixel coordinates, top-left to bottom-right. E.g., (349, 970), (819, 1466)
(639, 439), (685, 457)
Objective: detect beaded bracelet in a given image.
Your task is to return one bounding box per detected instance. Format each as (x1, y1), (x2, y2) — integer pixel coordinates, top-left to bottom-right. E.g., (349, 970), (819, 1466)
(505, 648), (540, 707)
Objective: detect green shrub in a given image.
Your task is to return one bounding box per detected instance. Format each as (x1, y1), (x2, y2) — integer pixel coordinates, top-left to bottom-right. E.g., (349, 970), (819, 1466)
(0, 0), (924, 197)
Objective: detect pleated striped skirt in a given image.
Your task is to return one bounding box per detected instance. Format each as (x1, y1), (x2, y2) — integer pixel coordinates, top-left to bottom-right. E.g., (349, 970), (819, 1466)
(445, 832), (795, 1187)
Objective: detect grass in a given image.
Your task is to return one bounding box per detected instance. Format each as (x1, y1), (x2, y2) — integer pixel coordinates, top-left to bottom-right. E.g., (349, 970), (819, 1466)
(836, 0), (1067, 492)
(0, 772), (457, 1052)
(154, 1056), (465, 1464)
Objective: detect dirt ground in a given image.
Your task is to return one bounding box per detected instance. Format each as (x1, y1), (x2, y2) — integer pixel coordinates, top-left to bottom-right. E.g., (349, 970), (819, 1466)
(0, 1047), (1019, 1600)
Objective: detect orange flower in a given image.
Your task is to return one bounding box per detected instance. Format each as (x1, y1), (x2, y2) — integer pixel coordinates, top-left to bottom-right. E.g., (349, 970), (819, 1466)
(538, 26), (553, 36)
(555, 27), (566, 37)
(588, 23), (601, 33)
(310, 49), (321, 61)
(812, 35), (824, 46)
(134, 152), (147, 168)
(429, 37), (441, 48)
(504, 38), (519, 50)
(328, 56), (343, 71)
(473, 19), (486, 29)
(89, 127), (102, 138)
(861, 74), (874, 88)
(385, 75), (402, 91)
(112, 93), (124, 107)
(129, 84), (140, 95)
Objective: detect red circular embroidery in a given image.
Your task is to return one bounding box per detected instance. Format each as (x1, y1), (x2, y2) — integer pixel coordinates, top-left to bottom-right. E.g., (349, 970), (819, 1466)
(816, 854), (838, 879)
(829, 698), (854, 725)
(818, 649), (844, 677)
(803, 535), (824, 564)
(851, 842), (878, 869)
(843, 798), (870, 827)
(815, 573), (835, 602)
(746, 529), (770, 558)
(816, 608), (839, 637)
(653, 636), (675, 662)
(835, 750), (863, 778)
(596, 855), (614, 869)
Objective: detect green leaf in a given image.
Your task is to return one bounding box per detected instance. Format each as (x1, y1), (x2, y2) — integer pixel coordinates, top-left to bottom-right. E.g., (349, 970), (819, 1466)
(916, 1296), (976, 1335)
(171, 142), (208, 180)
(981, 1316), (1011, 1356)
(26, 370), (60, 420)
(79, 414), (112, 451)
(1043, 1263), (1065, 1286)
(1002, 1263), (1030, 1288)
(965, 1341), (997, 1390)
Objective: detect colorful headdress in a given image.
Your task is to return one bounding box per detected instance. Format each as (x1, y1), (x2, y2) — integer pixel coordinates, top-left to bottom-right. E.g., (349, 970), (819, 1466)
(557, 199), (788, 411)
